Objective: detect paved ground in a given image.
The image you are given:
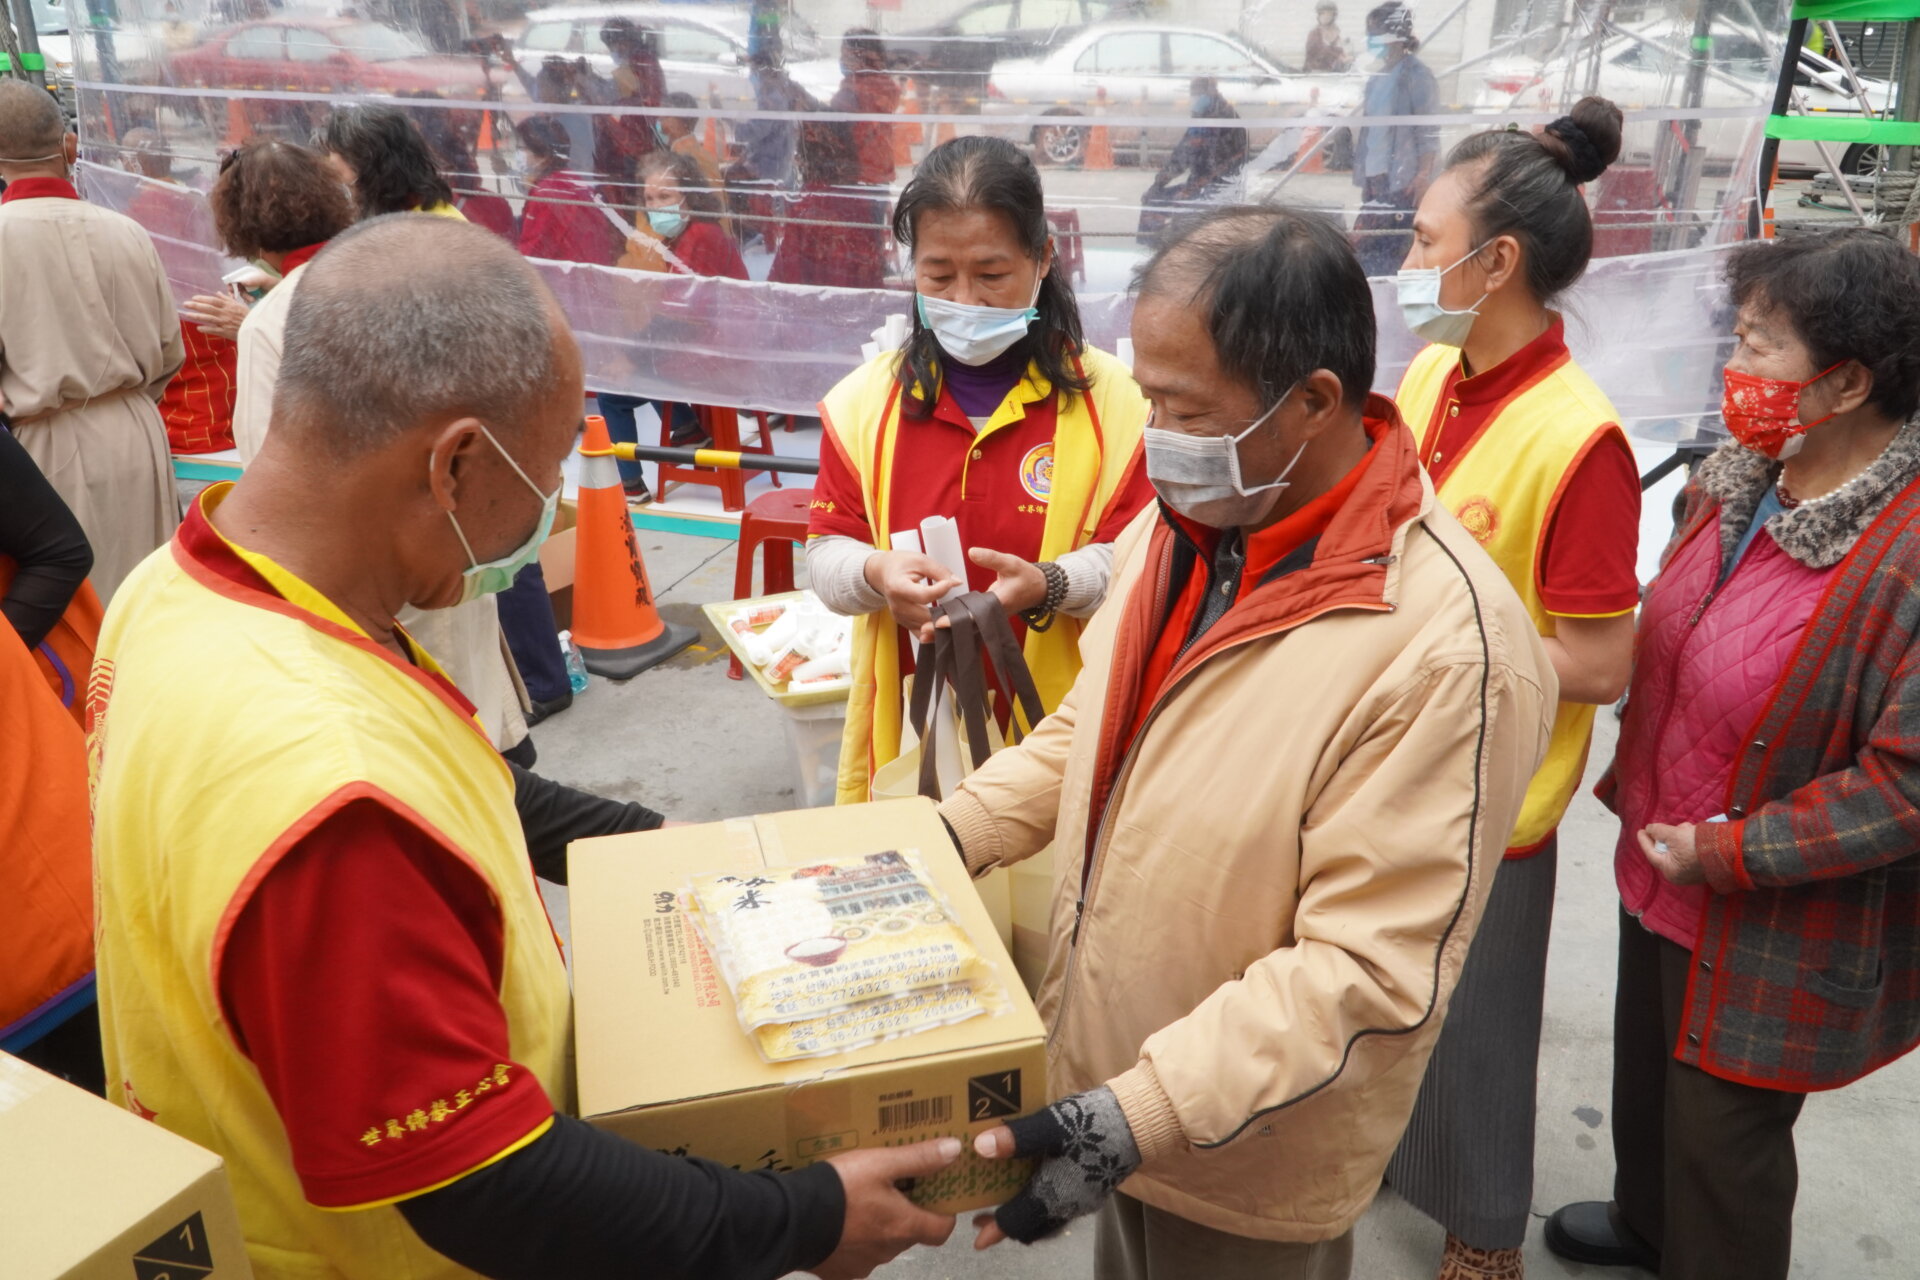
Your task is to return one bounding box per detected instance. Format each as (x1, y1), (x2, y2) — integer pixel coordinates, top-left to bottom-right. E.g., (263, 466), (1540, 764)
(532, 526), (1920, 1280)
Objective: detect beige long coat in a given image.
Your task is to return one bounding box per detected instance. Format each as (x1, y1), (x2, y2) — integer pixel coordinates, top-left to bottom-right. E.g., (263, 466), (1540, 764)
(1, 188), (183, 601)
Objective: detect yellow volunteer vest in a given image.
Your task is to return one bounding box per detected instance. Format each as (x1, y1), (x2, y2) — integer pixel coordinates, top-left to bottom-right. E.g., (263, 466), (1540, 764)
(1398, 341), (1630, 851)
(90, 491), (573, 1280)
(820, 345), (1148, 805)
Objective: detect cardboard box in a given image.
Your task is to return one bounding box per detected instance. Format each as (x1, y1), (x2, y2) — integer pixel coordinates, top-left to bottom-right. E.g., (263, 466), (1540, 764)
(0, 1052), (253, 1280)
(538, 499), (578, 630)
(570, 797), (1047, 1215)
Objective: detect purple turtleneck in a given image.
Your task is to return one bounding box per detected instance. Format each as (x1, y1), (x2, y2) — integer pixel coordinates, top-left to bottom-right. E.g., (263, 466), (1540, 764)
(938, 342), (1030, 421)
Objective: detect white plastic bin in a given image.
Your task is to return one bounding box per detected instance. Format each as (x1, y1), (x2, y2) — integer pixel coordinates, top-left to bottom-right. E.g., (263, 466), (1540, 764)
(780, 699), (848, 809)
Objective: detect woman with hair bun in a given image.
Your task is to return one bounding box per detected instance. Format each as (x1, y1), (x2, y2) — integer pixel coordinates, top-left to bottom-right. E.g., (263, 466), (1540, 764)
(1382, 95), (1641, 1280)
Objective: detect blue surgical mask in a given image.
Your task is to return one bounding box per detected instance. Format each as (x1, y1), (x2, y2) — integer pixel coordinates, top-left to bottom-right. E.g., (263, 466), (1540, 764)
(916, 275), (1043, 367)
(1394, 240), (1491, 347)
(445, 423), (560, 605)
(646, 204), (687, 239)
(1367, 34), (1392, 57)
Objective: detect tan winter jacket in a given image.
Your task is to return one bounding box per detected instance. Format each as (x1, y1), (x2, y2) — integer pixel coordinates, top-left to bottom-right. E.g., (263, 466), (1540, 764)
(941, 404), (1555, 1241)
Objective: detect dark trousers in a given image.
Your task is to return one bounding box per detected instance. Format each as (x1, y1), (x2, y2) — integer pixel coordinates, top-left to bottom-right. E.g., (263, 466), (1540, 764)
(1353, 174), (1416, 278)
(597, 394), (699, 488)
(1611, 908), (1807, 1280)
(15, 1001), (106, 1097)
(498, 560), (569, 706)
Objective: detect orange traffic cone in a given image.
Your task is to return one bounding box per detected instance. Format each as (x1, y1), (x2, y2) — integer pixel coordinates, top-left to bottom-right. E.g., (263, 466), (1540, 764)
(1085, 87), (1113, 170)
(224, 98), (253, 148)
(894, 80), (924, 167)
(477, 109), (495, 153)
(572, 415), (697, 679)
(1299, 127), (1325, 173)
(703, 82), (722, 159)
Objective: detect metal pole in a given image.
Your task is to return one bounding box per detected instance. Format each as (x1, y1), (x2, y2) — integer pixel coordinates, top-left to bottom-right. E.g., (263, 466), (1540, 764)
(1417, 0), (1475, 50)
(1754, 16), (1807, 234)
(599, 441), (822, 476)
(0, 0), (25, 86)
(1893, 18), (1920, 173)
(7, 0), (47, 91)
(1821, 19), (1881, 120)
(1649, 0), (1717, 249)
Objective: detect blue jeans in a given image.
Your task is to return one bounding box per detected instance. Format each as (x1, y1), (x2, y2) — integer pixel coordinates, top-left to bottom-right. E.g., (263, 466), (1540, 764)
(498, 560), (568, 705)
(596, 394), (699, 488)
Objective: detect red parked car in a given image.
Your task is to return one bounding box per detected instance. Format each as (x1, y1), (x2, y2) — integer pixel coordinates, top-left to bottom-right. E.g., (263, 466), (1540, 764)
(168, 18), (492, 102)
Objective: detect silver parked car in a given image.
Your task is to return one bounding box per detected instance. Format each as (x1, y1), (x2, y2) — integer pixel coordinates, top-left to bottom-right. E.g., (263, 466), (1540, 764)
(984, 22), (1362, 166)
(510, 4), (842, 109)
(1473, 18), (1892, 177)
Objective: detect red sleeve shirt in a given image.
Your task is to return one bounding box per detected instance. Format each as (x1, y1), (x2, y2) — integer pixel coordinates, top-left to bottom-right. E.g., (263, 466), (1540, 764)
(518, 176), (618, 266)
(459, 191), (519, 241)
(218, 799), (553, 1209)
(808, 414), (875, 544)
(1537, 430), (1641, 616)
(1417, 319), (1642, 619)
(674, 221), (749, 280)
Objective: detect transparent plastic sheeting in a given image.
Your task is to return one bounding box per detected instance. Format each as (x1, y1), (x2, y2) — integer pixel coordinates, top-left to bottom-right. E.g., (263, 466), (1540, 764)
(58, 0), (1796, 418)
(79, 155), (1738, 431)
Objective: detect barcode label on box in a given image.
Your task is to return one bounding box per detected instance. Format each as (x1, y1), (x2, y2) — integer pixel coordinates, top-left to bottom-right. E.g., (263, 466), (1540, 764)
(878, 1095), (952, 1132)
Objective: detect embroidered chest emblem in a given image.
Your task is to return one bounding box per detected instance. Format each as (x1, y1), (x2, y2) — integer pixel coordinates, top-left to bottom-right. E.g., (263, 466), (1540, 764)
(1019, 442), (1055, 503)
(1455, 496), (1501, 545)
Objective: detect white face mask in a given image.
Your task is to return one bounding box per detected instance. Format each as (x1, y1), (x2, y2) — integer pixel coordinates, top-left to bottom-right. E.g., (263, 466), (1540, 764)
(915, 274), (1042, 367)
(1143, 387), (1308, 529)
(1394, 240), (1491, 347)
(445, 424), (561, 606)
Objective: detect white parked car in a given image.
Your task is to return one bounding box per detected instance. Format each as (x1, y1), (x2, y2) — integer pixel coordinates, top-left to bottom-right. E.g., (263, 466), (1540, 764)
(984, 22), (1362, 166)
(510, 4), (842, 111)
(1473, 19), (1891, 176)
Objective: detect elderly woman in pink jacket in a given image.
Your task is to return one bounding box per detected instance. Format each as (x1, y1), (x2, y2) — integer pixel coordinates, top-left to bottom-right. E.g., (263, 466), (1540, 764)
(1548, 229), (1920, 1280)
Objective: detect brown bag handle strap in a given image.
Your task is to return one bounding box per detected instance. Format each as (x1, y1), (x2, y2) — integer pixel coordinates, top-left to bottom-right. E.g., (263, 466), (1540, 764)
(914, 600), (991, 797)
(953, 592), (1047, 742)
(909, 590), (1048, 798)
(944, 601), (995, 771)
(916, 619), (953, 801)
(907, 626), (939, 747)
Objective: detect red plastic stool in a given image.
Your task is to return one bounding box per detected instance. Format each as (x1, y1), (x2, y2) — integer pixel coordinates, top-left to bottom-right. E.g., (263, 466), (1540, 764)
(729, 486), (815, 679)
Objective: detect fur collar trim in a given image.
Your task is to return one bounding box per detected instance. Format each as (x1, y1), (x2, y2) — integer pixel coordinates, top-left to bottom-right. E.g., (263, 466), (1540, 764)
(1694, 422), (1920, 569)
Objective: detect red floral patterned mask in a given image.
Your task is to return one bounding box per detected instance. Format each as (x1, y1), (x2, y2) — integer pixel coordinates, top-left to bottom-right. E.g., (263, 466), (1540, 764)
(1721, 362), (1844, 459)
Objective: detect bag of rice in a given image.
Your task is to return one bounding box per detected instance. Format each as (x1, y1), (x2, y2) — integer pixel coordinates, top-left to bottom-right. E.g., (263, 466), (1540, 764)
(685, 850), (998, 1050)
(753, 982), (989, 1062)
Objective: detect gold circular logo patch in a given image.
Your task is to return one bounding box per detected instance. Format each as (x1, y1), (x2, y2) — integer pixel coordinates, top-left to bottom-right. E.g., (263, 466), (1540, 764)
(1456, 496), (1500, 545)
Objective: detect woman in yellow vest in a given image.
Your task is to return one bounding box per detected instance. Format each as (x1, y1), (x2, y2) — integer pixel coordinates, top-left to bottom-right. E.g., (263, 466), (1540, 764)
(805, 135), (1154, 806)
(1381, 96), (1642, 1280)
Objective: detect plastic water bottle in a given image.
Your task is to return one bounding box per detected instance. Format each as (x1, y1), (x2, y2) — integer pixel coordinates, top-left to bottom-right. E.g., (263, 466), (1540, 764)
(559, 629), (589, 695)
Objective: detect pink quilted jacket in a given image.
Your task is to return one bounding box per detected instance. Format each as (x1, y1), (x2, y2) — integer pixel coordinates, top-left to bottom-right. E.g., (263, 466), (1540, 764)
(1607, 515), (1835, 947)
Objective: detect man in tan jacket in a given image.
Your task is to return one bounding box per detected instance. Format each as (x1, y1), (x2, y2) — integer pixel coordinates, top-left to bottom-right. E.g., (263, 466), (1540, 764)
(946, 207), (1557, 1279)
(0, 80), (182, 601)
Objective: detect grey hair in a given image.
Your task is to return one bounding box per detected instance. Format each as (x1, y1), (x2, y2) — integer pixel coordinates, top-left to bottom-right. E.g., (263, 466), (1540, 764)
(273, 215), (562, 456)
(1134, 205), (1376, 407)
(0, 79), (69, 160)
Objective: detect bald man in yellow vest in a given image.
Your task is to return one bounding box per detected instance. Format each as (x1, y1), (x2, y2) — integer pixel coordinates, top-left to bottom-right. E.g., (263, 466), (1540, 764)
(89, 214), (959, 1280)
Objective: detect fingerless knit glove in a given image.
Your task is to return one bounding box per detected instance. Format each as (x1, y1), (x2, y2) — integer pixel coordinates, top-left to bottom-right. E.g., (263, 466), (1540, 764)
(993, 1086), (1141, 1244)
